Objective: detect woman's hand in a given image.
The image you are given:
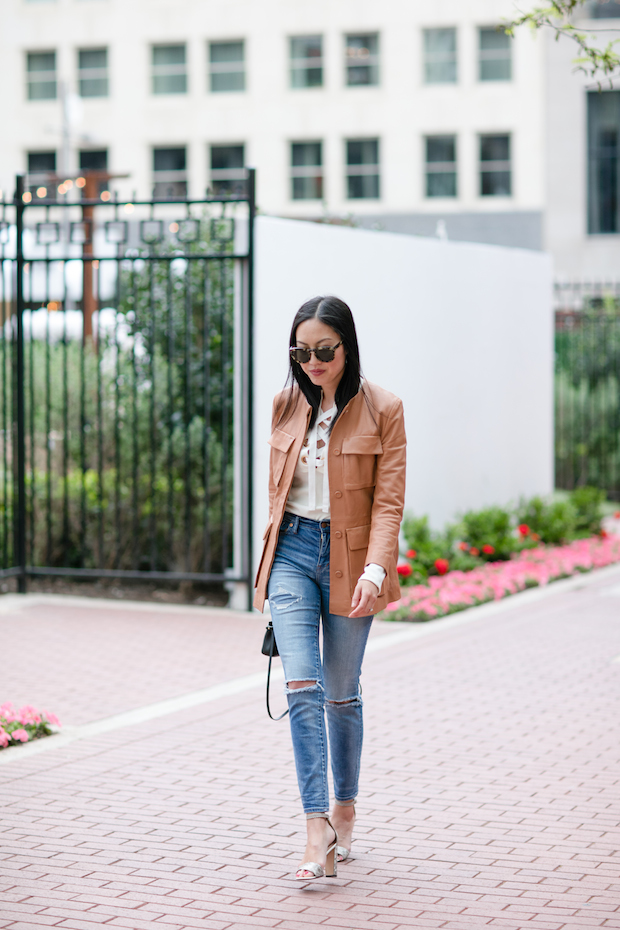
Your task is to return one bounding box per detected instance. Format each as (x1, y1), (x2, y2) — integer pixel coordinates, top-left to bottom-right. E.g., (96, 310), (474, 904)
(349, 579), (379, 618)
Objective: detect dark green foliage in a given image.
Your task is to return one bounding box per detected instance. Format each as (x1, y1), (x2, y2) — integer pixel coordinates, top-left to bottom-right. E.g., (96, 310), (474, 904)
(0, 217), (238, 575)
(459, 505), (515, 560)
(401, 514), (482, 583)
(514, 495), (576, 545)
(399, 487), (609, 587)
(555, 306), (620, 498)
(570, 485), (606, 536)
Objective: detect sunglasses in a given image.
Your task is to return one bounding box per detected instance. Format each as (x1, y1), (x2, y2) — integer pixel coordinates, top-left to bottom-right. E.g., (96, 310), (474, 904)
(289, 341), (343, 364)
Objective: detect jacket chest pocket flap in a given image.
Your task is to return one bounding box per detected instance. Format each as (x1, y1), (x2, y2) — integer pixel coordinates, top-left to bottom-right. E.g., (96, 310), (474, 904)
(341, 435), (383, 490)
(268, 428), (295, 486)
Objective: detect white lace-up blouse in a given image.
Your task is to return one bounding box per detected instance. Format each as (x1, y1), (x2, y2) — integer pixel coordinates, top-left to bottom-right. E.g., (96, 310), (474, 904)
(285, 404), (386, 592)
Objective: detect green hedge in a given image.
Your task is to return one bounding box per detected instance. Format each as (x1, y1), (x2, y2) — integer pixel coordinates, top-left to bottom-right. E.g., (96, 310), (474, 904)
(399, 487), (607, 584)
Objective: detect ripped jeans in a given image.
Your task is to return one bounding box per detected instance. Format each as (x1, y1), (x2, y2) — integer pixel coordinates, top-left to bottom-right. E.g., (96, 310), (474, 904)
(267, 513), (373, 814)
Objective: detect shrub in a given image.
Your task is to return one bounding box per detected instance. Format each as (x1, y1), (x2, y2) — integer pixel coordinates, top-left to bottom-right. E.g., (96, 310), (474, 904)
(514, 495), (576, 545)
(570, 486), (606, 536)
(401, 514), (480, 583)
(459, 505), (516, 560)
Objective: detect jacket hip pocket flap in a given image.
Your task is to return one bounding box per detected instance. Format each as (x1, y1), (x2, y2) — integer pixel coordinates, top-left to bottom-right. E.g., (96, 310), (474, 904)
(342, 436), (383, 455)
(268, 429), (295, 453)
(347, 523), (371, 550)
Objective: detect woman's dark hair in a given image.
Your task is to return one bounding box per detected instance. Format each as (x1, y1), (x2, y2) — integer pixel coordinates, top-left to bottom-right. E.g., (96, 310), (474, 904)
(276, 295), (363, 433)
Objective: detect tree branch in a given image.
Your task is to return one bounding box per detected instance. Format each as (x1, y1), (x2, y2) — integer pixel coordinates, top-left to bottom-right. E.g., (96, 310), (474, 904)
(504, 1), (620, 85)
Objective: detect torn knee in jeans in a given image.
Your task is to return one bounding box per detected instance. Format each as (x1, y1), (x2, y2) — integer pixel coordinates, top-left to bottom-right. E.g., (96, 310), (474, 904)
(325, 695), (362, 707)
(285, 680), (322, 694)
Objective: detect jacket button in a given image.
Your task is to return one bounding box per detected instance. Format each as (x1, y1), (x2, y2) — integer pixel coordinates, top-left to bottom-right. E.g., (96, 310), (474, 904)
(334, 490), (342, 498)
(335, 570), (343, 578)
(335, 531), (342, 538)
(334, 449), (341, 456)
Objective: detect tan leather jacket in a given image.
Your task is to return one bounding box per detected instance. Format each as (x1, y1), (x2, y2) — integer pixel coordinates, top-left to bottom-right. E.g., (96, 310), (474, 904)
(253, 381), (407, 616)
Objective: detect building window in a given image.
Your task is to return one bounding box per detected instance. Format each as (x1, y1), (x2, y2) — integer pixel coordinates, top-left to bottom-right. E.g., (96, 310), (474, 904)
(290, 36), (323, 88)
(210, 145), (245, 195)
(78, 48), (108, 97)
(345, 33), (379, 86)
(423, 28), (457, 84)
(346, 139), (379, 199)
(152, 45), (187, 95)
(480, 134), (511, 196)
(479, 28), (512, 81)
(26, 51), (56, 100)
(27, 151), (56, 199)
(592, 1), (620, 17)
(290, 142), (323, 200)
(153, 147), (187, 199)
(209, 41), (245, 92)
(425, 136), (457, 197)
(588, 91), (620, 233)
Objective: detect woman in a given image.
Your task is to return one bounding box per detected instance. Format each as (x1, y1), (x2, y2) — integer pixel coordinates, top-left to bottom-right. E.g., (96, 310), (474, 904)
(254, 296), (406, 880)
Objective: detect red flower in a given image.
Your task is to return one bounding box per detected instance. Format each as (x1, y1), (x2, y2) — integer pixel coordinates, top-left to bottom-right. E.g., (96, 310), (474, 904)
(518, 524), (530, 536)
(434, 558), (449, 575)
(470, 547), (480, 556)
(531, 532), (540, 542)
(397, 563), (413, 577)
(458, 541), (469, 551)
(615, 511), (620, 519)
(482, 544), (495, 554)
(600, 529), (609, 539)
(406, 548), (417, 559)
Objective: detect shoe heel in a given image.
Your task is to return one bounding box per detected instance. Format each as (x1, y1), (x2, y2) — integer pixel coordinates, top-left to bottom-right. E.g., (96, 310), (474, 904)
(325, 843), (337, 878)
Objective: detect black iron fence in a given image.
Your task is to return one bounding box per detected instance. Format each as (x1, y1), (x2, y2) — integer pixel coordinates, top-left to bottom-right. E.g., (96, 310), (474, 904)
(0, 172), (255, 594)
(555, 281), (620, 500)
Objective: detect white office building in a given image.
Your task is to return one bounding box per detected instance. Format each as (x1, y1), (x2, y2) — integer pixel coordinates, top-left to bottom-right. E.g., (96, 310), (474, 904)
(2, 0), (620, 277)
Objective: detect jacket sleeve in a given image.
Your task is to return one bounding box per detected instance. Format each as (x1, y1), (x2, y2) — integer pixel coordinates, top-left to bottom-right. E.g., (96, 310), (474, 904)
(267, 393), (284, 522)
(365, 397), (407, 572)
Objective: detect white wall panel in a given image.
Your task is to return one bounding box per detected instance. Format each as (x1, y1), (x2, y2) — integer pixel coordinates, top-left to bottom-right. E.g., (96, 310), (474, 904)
(253, 216), (553, 579)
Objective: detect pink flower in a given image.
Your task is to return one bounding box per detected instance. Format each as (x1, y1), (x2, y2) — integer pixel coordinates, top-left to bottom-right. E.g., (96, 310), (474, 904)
(11, 729), (29, 743)
(0, 702), (16, 724)
(43, 710), (60, 727)
(17, 706), (41, 725)
(381, 534), (620, 623)
(0, 728), (10, 748)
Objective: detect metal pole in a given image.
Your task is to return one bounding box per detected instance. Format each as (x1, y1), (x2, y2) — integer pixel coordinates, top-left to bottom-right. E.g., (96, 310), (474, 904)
(81, 174), (97, 342)
(246, 167), (256, 611)
(14, 176), (27, 593)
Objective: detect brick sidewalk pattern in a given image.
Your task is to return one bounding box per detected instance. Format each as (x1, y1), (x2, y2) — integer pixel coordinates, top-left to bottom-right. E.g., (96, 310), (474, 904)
(1, 572), (620, 930)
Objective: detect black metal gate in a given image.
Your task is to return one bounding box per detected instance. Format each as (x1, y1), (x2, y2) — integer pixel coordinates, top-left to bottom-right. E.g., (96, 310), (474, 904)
(555, 281), (620, 501)
(0, 172), (255, 596)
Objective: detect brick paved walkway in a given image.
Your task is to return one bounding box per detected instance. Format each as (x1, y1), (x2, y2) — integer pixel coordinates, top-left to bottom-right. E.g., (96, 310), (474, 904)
(1, 570), (620, 930)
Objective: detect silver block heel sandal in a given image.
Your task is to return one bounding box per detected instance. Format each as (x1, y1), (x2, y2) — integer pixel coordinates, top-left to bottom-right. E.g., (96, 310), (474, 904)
(335, 801), (356, 863)
(295, 814), (338, 880)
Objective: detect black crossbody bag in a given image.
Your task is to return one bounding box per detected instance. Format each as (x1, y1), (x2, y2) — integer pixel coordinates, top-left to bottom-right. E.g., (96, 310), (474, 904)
(261, 620), (289, 720)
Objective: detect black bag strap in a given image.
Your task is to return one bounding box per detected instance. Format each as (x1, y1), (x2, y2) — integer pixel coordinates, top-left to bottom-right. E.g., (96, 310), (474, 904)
(265, 622), (289, 721)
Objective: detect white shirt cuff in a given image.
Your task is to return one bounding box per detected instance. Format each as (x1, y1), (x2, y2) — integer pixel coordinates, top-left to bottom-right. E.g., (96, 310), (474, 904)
(359, 562), (386, 592)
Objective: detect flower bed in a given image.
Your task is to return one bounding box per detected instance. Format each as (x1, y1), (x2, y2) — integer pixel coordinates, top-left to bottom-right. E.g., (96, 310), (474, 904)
(382, 535), (620, 622)
(0, 703), (60, 750)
